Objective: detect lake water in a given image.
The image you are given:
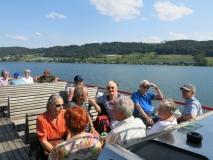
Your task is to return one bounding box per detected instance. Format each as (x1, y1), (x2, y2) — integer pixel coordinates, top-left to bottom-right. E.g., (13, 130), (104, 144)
(0, 62), (212, 108)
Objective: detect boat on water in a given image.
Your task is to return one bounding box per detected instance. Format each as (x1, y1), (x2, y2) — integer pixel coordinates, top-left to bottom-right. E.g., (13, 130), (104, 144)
(0, 80), (213, 160)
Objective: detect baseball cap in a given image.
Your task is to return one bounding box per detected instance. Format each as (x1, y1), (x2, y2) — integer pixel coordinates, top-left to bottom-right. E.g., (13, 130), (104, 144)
(74, 75), (83, 82)
(180, 84), (196, 93)
(13, 72), (20, 78)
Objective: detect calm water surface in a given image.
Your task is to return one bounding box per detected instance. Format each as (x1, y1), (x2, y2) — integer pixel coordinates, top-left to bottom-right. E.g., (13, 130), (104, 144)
(0, 62), (212, 108)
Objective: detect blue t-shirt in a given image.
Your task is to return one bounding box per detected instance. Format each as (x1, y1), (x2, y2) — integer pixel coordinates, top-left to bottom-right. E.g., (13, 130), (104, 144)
(182, 97), (203, 116)
(132, 91), (155, 115)
(10, 79), (26, 85)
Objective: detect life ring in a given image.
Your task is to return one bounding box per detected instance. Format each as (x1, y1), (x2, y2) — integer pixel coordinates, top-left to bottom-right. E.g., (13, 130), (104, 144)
(187, 132), (203, 143)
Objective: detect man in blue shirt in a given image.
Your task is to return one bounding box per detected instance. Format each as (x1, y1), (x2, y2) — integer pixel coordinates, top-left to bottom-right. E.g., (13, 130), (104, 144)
(132, 80), (163, 127)
(177, 84), (203, 123)
(10, 72), (26, 85)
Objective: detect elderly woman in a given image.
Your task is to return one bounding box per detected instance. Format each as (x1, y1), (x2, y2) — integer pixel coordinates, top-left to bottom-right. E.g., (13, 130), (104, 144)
(36, 94), (70, 159)
(21, 69), (34, 84)
(67, 75), (84, 102)
(146, 99), (177, 136)
(89, 81), (123, 130)
(49, 106), (102, 160)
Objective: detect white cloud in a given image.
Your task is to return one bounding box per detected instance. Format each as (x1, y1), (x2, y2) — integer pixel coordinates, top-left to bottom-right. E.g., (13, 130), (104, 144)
(154, 2), (193, 21)
(35, 32), (42, 36)
(46, 12), (66, 19)
(141, 36), (162, 43)
(169, 32), (187, 40)
(6, 35), (28, 40)
(197, 35), (213, 40)
(141, 16), (146, 20)
(129, 36), (162, 43)
(90, 0), (143, 21)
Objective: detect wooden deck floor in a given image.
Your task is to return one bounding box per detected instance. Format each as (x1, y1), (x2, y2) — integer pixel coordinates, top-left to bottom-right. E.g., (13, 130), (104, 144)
(0, 113), (36, 160)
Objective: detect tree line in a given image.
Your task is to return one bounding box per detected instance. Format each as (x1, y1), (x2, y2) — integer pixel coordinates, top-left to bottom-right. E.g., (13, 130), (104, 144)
(0, 40), (212, 66)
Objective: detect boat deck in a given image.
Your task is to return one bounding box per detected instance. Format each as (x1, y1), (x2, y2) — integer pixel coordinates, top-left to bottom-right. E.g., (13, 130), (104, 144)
(0, 112), (36, 160)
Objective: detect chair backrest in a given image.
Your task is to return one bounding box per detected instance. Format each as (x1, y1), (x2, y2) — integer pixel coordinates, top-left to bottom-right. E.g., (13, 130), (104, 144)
(0, 82), (67, 107)
(25, 112), (42, 155)
(8, 90), (68, 126)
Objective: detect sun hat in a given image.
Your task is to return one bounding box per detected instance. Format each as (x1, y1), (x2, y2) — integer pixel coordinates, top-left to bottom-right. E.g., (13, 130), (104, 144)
(13, 72), (20, 78)
(180, 84), (196, 93)
(74, 75), (83, 82)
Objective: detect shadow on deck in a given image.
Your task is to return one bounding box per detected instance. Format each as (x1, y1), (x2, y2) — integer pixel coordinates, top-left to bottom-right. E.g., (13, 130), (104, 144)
(0, 112), (36, 160)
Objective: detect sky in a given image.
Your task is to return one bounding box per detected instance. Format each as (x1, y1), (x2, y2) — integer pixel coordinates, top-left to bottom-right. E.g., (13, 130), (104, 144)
(1, 0), (213, 48)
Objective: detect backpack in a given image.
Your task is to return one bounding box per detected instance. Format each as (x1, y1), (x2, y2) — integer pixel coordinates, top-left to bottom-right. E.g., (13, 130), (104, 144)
(95, 115), (110, 134)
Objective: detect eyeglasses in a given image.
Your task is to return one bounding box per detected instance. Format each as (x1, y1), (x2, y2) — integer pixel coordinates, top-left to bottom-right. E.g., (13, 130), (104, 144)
(107, 87), (114, 90)
(181, 89), (190, 93)
(141, 85), (150, 89)
(44, 72), (48, 74)
(54, 104), (65, 107)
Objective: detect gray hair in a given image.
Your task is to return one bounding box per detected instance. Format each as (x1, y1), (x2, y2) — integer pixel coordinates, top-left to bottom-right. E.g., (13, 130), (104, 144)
(114, 97), (134, 118)
(25, 69), (31, 73)
(106, 81), (118, 90)
(1, 70), (8, 76)
(46, 94), (63, 110)
(139, 80), (149, 86)
(159, 99), (177, 114)
(73, 85), (85, 98)
(44, 69), (50, 74)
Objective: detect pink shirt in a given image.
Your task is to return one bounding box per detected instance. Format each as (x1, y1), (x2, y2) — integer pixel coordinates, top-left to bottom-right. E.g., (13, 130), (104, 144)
(0, 77), (8, 86)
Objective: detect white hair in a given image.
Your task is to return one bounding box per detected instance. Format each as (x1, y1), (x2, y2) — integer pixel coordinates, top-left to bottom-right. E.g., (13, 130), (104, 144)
(140, 80), (149, 86)
(159, 99), (177, 114)
(114, 97), (134, 118)
(25, 69), (31, 73)
(106, 81), (118, 90)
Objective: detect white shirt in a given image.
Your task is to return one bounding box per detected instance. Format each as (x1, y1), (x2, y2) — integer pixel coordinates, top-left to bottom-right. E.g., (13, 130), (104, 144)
(105, 116), (146, 147)
(146, 116), (177, 136)
(21, 76), (34, 84)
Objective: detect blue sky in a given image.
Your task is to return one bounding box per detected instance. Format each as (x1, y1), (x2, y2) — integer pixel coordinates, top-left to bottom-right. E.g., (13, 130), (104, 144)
(1, 0), (213, 48)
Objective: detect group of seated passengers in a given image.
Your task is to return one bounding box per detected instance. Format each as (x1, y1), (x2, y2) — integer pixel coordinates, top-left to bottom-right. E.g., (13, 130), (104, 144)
(0, 69), (58, 86)
(35, 75), (203, 160)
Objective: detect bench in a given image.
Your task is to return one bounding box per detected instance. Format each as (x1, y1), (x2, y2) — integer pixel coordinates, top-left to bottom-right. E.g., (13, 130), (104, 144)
(25, 112), (42, 156)
(0, 82), (68, 113)
(8, 90), (68, 130)
(25, 86), (99, 156)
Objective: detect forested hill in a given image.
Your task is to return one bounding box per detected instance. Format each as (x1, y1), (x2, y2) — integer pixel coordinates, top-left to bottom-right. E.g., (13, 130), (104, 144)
(1, 40), (213, 58)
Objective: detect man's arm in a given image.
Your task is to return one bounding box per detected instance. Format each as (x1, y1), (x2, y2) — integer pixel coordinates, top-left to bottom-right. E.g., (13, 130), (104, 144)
(135, 103), (153, 125)
(88, 98), (101, 113)
(149, 83), (163, 100)
(33, 76), (40, 82)
(54, 77), (59, 82)
(8, 77), (14, 81)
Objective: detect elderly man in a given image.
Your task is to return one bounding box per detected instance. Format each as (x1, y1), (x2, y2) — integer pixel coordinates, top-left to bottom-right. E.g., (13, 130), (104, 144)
(132, 80), (163, 127)
(177, 84), (203, 123)
(33, 69), (58, 83)
(21, 69), (34, 84)
(10, 72), (26, 85)
(66, 85), (97, 134)
(0, 70), (13, 86)
(105, 97), (146, 147)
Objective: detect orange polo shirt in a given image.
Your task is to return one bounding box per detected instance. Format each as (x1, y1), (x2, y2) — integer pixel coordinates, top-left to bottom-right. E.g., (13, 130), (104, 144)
(36, 109), (69, 142)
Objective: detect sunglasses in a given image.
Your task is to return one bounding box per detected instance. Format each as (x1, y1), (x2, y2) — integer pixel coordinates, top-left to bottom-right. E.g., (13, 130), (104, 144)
(181, 89), (190, 93)
(54, 104), (65, 107)
(141, 85), (150, 89)
(107, 87), (114, 90)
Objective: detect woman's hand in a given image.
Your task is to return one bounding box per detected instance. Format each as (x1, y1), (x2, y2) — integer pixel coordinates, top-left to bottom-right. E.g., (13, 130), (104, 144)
(90, 127), (99, 136)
